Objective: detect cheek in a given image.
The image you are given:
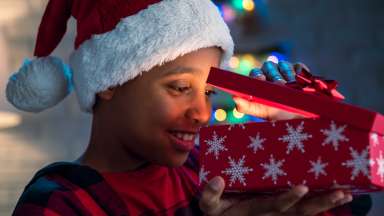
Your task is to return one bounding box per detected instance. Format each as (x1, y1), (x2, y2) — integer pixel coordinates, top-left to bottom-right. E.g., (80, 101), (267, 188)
(150, 96), (183, 126)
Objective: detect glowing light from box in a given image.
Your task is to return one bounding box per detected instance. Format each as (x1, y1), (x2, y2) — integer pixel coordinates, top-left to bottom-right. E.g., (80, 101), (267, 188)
(242, 0), (255, 11)
(233, 108), (244, 119)
(266, 55), (279, 64)
(229, 56), (240, 68)
(0, 111), (22, 129)
(214, 109), (227, 122)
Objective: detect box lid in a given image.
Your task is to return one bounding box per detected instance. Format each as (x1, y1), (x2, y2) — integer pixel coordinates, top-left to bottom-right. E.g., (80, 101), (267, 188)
(207, 67), (384, 135)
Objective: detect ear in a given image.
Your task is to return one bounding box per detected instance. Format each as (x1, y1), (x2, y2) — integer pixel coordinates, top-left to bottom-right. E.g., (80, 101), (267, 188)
(97, 87), (116, 100)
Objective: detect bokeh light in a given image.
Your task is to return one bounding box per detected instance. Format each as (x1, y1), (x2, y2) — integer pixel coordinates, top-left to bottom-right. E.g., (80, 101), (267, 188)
(229, 56), (240, 68)
(233, 107), (245, 119)
(214, 109), (227, 122)
(242, 0), (255, 11)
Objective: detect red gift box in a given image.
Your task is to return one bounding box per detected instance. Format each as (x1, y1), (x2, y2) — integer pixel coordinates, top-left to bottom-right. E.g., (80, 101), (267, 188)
(199, 67), (384, 194)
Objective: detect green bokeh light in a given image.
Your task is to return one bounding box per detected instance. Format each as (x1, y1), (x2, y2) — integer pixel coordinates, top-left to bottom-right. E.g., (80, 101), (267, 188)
(236, 59), (253, 76)
(231, 0), (244, 11)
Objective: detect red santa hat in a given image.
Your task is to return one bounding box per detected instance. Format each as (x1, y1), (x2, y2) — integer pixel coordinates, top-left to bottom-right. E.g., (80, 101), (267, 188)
(6, 0), (234, 113)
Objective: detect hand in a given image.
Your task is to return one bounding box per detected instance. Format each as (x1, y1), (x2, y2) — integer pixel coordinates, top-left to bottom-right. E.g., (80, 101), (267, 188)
(199, 176), (353, 216)
(233, 61), (309, 121)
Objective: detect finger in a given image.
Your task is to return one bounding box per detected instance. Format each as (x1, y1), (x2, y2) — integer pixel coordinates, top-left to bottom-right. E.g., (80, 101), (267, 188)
(249, 68), (267, 81)
(291, 190), (353, 216)
(199, 176), (226, 215)
(271, 185), (309, 213)
(233, 97), (269, 119)
(293, 62), (311, 74)
(261, 61), (286, 84)
(278, 61), (296, 82)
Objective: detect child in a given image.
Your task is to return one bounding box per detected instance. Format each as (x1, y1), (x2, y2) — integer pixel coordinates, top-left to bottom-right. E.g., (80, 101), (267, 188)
(7, 0), (371, 215)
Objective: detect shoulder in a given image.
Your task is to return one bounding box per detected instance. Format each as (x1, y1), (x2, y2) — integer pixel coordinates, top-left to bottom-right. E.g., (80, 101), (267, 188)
(13, 170), (78, 215)
(12, 162), (106, 216)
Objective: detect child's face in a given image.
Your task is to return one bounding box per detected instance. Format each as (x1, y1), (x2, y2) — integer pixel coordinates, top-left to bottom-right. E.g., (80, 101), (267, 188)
(99, 47), (222, 167)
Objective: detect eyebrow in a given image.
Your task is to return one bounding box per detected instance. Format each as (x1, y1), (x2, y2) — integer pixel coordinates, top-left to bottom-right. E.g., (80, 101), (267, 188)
(163, 66), (203, 76)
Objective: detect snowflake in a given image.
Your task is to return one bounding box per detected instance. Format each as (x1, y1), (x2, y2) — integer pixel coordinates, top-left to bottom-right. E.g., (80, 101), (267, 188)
(204, 131), (227, 160)
(227, 123), (246, 131)
(370, 133), (379, 147)
(278, 121), (312, 154)
(376, 151), (384, 183)
(199, 165), (210, 184)
(247, 132), (266, 154)
(342, 147), (374, 180)
(320, 121), (349, 151)
(221, 155), (254, 186)
(308, 157), (328, 179)
(261, 154), (287, 184)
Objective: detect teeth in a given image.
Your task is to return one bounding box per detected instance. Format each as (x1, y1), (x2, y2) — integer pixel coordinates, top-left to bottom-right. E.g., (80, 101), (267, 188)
(173, 132), (195, 141)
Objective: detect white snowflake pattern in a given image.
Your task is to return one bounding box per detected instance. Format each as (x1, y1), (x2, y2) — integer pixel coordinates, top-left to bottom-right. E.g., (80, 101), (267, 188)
(370, 133), (379, 147)
(376, 151), (384, 183)
(199, 165), (210, 184)
(247, 133), (266, 154)
(221, 155), (254, 186)
(204, 131), (227, 160)
(261, 154), (287, 184)
(320, 121), (349, 151)
(227, 123), (246, 131)
(308, 157), (328, 179)
(278, 121), (312, 154)
(342, 147), (374, 180)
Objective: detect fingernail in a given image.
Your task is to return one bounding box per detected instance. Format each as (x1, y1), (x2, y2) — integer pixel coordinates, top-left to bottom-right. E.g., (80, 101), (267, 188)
(273, 79), (287, 85)
(339, 194), (353, 205)
(250, 68), (262, 76)
(295, 185), (309, 197)
(209, 177), (223, 192)
(331, 191), (344, 203)
(295, 62), (311, 72)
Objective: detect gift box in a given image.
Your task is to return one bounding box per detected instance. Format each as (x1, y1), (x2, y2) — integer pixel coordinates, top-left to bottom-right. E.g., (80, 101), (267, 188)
(199, 67), (384, 194)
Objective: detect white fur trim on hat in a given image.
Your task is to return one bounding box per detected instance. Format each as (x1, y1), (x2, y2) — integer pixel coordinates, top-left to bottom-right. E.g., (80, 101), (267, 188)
(6, 56), (73, 113)
(70, 0), (234, 112)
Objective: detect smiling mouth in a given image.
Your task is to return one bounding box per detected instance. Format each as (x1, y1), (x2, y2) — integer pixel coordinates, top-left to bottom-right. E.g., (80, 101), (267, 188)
(167, 130), (197, 152)
(168, 130), (196, 141)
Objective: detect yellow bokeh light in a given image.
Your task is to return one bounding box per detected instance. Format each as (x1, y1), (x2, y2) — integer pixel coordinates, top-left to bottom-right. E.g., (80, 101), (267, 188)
(233, 108), (244, 119)
(214, 109), (227, 122)
(242, 54), (257, 67)
(242, 0), (255, 12)
(229, 56), (240, 68)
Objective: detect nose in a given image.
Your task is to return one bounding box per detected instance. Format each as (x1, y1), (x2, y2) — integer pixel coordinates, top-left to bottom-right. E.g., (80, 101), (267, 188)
(185, 94), (211, 126)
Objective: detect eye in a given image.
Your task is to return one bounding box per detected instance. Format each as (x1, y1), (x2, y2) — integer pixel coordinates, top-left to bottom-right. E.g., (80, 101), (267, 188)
(205, 89), (217, 97)
(167, 82), (192, 95)
(175, 86), (191, 93)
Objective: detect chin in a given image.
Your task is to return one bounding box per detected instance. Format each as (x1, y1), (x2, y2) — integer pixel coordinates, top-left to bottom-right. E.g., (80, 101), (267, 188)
(158, 152), (190, 168)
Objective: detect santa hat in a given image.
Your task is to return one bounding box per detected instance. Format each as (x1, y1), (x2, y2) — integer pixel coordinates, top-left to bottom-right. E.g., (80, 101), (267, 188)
(6, 0), (234, 113)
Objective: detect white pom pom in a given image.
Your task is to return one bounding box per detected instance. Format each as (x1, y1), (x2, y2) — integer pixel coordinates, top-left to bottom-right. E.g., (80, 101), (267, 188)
(6, 56), (73, 113)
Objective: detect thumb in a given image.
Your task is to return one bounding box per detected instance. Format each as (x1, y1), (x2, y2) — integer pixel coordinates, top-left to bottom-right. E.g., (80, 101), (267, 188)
(199, 176), (226, 215)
